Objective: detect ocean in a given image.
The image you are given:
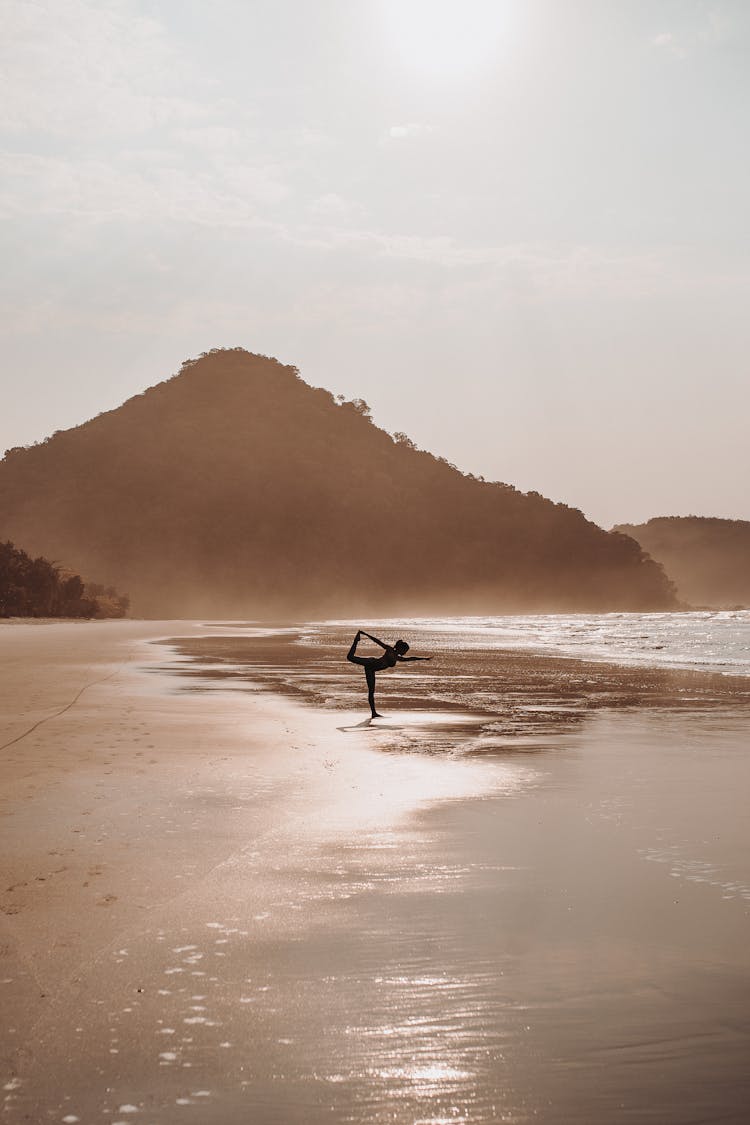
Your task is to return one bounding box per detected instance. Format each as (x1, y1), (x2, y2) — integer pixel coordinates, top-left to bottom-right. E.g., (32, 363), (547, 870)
(319, 609), (750, 676)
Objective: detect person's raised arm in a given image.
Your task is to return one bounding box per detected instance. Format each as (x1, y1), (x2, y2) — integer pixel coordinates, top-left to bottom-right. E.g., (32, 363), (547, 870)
(362, 631), (390, 651)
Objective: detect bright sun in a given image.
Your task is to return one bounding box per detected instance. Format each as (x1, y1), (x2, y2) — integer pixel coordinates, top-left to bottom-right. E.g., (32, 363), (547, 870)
(380, 0), (512, 78)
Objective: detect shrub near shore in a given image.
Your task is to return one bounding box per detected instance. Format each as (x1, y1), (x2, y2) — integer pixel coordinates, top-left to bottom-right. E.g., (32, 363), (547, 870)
(0, 540), (129, 618)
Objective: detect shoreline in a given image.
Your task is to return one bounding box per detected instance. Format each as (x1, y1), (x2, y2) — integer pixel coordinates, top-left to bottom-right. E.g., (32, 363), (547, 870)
(4, 610), (750, 681)
(163, 623), (750, 760)
(2, 620), (749, 1123)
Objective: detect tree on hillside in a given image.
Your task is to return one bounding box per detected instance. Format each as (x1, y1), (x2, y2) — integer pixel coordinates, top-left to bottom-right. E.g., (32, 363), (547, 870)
(0, 540), (128, 618)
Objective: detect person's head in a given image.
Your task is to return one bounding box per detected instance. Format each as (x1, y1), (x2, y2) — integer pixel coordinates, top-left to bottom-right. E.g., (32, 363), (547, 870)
(394, 639), (409, 655)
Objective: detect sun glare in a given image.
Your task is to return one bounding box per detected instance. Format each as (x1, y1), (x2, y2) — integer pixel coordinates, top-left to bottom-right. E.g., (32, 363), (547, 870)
(380, 0), (513, 78)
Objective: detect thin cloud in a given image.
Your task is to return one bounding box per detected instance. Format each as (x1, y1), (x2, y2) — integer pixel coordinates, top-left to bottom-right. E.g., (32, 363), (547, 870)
(307, 193), (367, 224)
(278, 223), (721, 301)
(0, 151), (291, 225)
(386, 123), (433, 140)
(649, 6), (750, 59)
(0, 0), (189, 135)
(1, 0), (293, 226)
(650, 32), (689, 59)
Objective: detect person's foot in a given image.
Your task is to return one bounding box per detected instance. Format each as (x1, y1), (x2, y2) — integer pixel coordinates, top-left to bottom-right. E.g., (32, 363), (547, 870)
(371, 711), (383, 719)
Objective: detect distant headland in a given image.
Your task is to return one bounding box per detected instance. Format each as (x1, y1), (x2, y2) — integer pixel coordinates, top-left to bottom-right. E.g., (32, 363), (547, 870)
(614, 516), (750, 610)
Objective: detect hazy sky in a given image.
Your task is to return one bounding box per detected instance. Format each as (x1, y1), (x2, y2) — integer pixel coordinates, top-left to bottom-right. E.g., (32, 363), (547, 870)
(2, 0), (748, 527)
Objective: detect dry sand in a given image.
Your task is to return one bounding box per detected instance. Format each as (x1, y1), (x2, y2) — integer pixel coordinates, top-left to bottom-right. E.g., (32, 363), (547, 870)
(1, 621), (749, 1124)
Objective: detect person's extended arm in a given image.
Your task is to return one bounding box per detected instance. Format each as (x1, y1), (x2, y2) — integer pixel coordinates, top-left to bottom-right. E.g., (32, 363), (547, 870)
(397, 655), (432, 662)
(362, 631), (389, 650)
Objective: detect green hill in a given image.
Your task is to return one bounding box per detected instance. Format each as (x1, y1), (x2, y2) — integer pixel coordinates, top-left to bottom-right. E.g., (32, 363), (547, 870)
(614, 516), (750, 608)
(0, 348), (677, 617)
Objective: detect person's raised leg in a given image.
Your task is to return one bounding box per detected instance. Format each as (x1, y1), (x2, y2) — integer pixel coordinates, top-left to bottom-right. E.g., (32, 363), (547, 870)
(347, 630), (364, 664)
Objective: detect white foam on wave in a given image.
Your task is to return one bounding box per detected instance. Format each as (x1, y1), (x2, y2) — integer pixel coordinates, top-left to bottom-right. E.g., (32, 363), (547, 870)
(326, 611), (750, 676)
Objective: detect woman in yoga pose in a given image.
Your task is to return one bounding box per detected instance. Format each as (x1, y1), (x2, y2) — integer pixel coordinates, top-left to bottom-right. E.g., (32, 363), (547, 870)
(346, 630), (431, 719)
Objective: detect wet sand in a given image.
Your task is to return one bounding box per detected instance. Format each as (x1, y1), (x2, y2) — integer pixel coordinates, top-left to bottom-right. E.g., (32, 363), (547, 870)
(1, 621), (749, 1123)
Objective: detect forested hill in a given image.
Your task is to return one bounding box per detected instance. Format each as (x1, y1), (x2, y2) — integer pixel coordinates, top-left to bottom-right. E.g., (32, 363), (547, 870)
(0, 349), (677, 617)
(614, 516), (750, 608)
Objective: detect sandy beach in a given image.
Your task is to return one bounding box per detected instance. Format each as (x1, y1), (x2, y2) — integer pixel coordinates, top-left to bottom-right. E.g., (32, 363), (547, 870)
(2, 621), (749, 1124)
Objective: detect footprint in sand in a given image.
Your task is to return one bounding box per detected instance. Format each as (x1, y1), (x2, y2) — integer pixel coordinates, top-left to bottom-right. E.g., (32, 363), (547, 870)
(96, 894), (117, 907)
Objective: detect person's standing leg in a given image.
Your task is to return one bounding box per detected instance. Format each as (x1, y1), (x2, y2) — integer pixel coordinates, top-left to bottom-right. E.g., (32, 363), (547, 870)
(365, 664), (380, 718)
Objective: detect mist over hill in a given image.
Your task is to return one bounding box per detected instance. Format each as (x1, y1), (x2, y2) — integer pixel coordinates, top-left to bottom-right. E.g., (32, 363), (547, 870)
(615, 517), (750, 608)
(0, 349), (677, 617)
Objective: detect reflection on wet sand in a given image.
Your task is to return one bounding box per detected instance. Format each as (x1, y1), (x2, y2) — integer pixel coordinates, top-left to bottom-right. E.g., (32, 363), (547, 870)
(142, 625), (750, 1123)
(4, 621), (749, 1124)
(21, 705), (746, 1124)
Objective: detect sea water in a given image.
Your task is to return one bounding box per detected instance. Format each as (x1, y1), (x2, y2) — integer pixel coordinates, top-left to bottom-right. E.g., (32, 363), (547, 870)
(320, 610), (750, 676)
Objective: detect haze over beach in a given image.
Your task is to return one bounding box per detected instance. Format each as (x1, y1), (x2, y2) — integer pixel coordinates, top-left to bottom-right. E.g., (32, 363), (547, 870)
(2, 2), (750, 1124)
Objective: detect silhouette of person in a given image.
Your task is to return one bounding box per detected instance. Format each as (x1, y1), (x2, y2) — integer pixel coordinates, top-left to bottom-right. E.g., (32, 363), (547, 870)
(346, 630), (431, 718)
